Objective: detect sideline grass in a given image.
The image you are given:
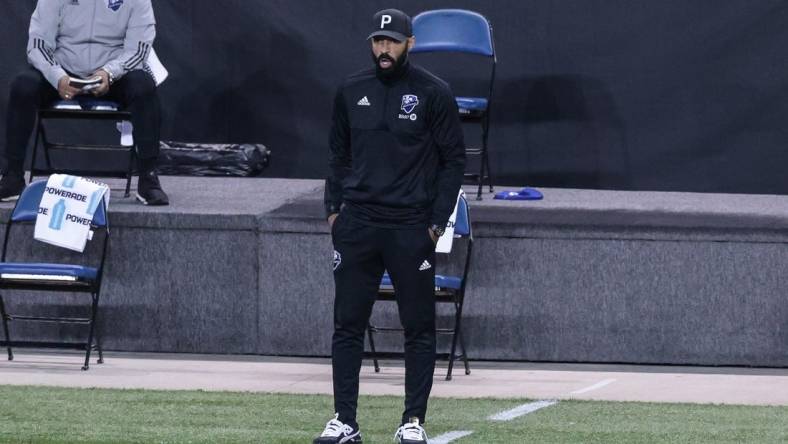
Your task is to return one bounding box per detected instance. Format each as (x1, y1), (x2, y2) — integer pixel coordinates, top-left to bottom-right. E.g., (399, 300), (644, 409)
(0, 385), (786, 443)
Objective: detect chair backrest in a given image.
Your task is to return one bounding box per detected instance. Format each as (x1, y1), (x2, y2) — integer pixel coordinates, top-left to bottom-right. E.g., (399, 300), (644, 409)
(453, 194), (471, 238)
(411, 9), (494, 57)
(11, 180), (107, 227)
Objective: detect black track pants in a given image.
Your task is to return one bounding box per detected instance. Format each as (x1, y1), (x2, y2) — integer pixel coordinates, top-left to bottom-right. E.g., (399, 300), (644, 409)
(3, 67), (161, 174)
(330, 212), (437, 427)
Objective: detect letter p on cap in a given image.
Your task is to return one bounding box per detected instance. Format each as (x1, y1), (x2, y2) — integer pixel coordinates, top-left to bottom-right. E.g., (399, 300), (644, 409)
(381, 14), (392, 28)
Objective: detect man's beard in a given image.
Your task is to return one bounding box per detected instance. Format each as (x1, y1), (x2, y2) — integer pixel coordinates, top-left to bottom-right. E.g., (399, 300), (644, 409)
(372, 50), (409, 81)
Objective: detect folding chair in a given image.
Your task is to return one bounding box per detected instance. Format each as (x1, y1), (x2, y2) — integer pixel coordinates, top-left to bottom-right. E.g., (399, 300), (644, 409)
(30, 99), (135, 197)
(0, 180), (109, 370)
(367, 194), (473, 381)
(411, 9), (496, 200)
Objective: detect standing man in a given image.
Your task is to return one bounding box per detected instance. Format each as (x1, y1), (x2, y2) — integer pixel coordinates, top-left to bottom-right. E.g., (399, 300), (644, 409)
(0, 0), (169, 205)
(315, 8), (465, 444)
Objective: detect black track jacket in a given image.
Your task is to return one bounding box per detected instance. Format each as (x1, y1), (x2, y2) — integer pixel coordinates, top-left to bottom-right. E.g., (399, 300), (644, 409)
(324, 62), (465, 228)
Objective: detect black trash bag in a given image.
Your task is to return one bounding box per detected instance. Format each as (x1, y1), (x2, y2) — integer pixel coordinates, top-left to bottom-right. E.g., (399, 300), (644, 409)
(158, 141), (271, 176)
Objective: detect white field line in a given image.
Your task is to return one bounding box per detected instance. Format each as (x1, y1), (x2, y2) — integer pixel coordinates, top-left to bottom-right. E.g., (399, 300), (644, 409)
(570, 378), (617, 395)
(488, 399), (558, 421)
(430, 430), (474, 444)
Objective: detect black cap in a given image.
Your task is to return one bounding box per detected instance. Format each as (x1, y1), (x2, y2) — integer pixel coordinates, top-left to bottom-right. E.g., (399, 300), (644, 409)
(367, 9), (412, 42)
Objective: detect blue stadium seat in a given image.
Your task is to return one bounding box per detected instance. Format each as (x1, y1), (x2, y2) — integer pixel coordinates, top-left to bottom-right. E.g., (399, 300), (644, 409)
(411, 9), (497, 200)
(0, 180), (109, 370)
(368, 193), (474, 380)
(380, 273), (462, 290)
(455, 97), (489, 113)
(0, 263), (99, 281)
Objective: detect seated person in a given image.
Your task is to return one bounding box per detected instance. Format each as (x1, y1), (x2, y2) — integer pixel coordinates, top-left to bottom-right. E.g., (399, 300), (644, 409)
(0, 0), (169, 205)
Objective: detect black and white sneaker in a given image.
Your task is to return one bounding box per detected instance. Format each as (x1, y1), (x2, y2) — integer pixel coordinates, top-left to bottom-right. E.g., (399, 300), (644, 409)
(395, 418), (428, 444)
(135, 169), (169, 206)
(0, 172), (25, 202)
(313, 414), (362, 444)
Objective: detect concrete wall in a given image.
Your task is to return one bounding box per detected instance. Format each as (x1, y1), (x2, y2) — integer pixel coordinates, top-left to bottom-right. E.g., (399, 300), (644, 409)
(2, 178), (787, 366)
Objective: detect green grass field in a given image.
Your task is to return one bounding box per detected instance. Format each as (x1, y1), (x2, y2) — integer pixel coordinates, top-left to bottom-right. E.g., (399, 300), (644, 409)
(0, 385), (786, 443)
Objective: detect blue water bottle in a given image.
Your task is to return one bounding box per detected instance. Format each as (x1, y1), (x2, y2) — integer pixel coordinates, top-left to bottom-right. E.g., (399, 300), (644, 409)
(87, 189), (103, 215)
(49, 199), (67, 230)
(61, 175), (77, 189)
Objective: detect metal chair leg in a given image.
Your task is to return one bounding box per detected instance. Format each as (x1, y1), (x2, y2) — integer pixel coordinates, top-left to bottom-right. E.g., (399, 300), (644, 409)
(476, 153), (484, 201)
(445, 349), (457, 380)
(446, 300), (463, 381)
(124, 148), (135, 198)
(82, 293), (100, 371)
(367, 326), (380, 373)
(0, 294), (13, 361)
(94, 315), (104, 365)
(459, 329), (470, 375)
(29, 115), (43, 184)
(447, 291), (471, 380)
(482, 146), (493, 193)
(482, 116), (494, 193)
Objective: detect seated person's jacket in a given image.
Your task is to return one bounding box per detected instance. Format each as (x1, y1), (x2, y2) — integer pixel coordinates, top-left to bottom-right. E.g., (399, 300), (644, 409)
(27, 0), (156, 88)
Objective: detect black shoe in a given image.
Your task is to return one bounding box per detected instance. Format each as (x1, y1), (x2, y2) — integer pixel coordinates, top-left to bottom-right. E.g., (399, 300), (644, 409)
(0, 172), (25, 202)
(394, 418), (428, 444)
(313, 414), (362, 444)
(135, 162), (169, 206)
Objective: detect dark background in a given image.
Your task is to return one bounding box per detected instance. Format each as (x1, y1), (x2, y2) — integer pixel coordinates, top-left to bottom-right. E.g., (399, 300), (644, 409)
(2, 1), (787, 194)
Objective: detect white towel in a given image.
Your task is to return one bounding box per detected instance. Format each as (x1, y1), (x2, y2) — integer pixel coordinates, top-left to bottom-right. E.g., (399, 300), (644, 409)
(34, 175), (109, 252)
(435, 189), (466, 254)
(147, 48), (168, 86)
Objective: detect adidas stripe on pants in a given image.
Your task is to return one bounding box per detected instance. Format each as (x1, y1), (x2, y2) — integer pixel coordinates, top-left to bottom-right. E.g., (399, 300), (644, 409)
(330, 211), (437, 428)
